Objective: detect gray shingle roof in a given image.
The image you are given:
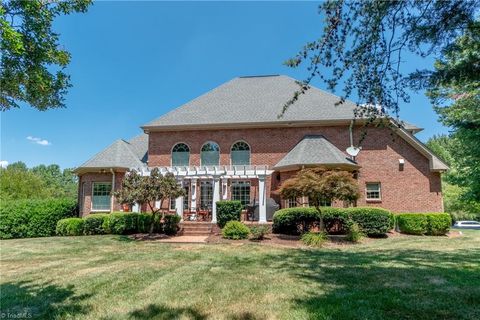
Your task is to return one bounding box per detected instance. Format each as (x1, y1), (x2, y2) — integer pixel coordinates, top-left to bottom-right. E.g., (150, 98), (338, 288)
(274, 135), (358, 170)
(143, 75), (358, 129)
(76, 134), (148, 171)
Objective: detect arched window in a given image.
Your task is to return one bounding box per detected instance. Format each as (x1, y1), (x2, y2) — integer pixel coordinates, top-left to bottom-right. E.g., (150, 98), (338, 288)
(231, 141), (250, 165)
(172, 143), (190, 166)
(201, 142), (220, 166)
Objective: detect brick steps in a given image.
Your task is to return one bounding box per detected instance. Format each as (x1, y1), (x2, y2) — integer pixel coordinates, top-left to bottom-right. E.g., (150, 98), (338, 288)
(180, 222), (213, 236)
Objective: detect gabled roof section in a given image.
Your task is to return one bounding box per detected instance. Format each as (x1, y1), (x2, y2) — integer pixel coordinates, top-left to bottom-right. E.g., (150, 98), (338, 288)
(75, 134), (148, 174)
(142, 75), (358, 130)
(274, 135), (359, 171)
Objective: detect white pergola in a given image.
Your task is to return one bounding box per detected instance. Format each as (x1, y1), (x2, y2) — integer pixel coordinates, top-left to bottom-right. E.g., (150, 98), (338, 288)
(139, 165), (274, 223)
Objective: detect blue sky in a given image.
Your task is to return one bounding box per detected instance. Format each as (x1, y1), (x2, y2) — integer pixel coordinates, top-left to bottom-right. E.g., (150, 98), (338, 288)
(1, 1), (449, 169)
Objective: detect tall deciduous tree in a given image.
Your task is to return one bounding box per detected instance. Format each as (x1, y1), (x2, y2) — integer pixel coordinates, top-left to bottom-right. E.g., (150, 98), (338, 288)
(115, 168), (185, 235)
(283, 0), (478, 122)
(279, 168), (360, 230)
(1, 0), (92, 111)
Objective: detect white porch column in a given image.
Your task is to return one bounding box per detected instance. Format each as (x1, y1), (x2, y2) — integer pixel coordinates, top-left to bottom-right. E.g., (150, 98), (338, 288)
(190, 179), (198, 211)
(258, 176), (267, 223)
(221, 178), (228, 200)
(132, 203), (140, 213)
(212, 177), (221, 224)
(175, 179), (184, 220)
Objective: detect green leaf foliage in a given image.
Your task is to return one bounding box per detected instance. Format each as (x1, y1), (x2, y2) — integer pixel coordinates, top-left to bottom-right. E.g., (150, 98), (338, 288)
(216, 200), (243, 228)
(249, 225), (270, 240)
(301, 231), (328, 247)
(1, 0), (92, 111)
(103, 213), (138, 235)
(222, 221), (250, 240)
(0, 198), (77, 239)
(163, 214), (181, 235)
(397, 213), (451, 236)
(83, 214), (109, 235)
(56, 218), (84, 236)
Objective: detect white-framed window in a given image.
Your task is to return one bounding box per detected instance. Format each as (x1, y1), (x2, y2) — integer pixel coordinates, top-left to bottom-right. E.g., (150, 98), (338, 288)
(286, 198), (297, 208)
(172, 143), (190, 166)
(170, 186), (190, 211)
(92, 182), (112, 211)
(170, 197), (176, 210)
(366, 182), (381, 200)
(231, 141), (250, 166)
(201, 142), (220, 166)
(200, 181), (213, 210)
(231, 180), (251, 208)
(309, 197), (332, 207)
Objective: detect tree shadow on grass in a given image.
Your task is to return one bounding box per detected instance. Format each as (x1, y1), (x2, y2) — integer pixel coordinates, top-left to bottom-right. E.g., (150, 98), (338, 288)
(128, 303), (207, 320)
(0, 280), (93, 319)
(261, 248), (480, 320)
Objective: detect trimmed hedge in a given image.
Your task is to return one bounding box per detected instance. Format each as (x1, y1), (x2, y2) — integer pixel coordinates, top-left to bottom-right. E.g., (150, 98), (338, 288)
(103, 213), (138, 234)
(216, 200), (243, 228)
(222, 221), (250, 239)
(272, 207), (394, 236)
(0, 198), (77, 239)
(397, 213), (451, 235)
(348, 207), (394, 236)
(56, 218), (84, 236)
(163, 214), (181, 235)
(83, 214), (109, 235)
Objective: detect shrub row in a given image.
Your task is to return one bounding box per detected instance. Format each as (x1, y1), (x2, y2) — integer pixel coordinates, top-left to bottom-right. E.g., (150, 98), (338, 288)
(272, 207), (394, 237)
(396, 213), (451, 235)
(0, 198), (77, 239)
(56, 212), (180, 236)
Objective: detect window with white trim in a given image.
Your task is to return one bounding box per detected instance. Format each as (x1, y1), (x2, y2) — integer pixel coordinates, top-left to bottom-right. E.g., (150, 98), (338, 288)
(170, 186), (190, 211)
(172, 143), (190, 166)
(231, 141), (250, 166)
(231, 181), (251, 208)
(92, 182), (112, 211)
(366, 182), (381, 200)
(287, 198), (297, 208)
(201, 142), (220, 166)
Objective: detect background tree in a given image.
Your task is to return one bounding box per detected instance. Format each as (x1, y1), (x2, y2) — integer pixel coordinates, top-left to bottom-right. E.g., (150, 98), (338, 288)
(115, 168), (185, 235)
(0, 161), (78, 200)
(284, 0), (478, 121)
(279, 168), (360, 230)
(1, 0), (92, 111)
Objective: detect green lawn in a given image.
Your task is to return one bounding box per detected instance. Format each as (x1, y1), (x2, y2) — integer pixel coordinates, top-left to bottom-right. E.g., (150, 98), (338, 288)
(1, 232), (479, 320)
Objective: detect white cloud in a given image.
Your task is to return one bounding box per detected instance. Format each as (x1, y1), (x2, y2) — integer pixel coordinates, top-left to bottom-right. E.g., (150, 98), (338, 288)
(0, 160), (8, 168)
(27, 136), (51, 146)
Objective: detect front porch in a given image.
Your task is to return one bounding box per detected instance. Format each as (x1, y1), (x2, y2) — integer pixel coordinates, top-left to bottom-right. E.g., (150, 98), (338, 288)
(141, 165), (275, 223)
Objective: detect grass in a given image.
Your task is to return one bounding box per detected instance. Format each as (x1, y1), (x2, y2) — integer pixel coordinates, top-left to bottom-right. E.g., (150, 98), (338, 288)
(1, 231), (479, 320)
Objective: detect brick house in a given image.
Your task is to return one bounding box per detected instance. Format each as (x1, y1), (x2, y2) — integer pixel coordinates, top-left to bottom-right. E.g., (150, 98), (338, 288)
(75, 75), (448, 222)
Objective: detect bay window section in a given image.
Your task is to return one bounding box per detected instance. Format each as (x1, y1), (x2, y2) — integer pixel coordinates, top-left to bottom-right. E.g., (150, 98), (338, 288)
(92, 182), (112, 211)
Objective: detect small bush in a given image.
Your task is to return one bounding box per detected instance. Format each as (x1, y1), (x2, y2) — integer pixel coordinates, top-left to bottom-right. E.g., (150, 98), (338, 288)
(426, 213), (452, 235)
(345, 221), (363, 243)
(216, 200), (243, 228)
(249, 225), (270, 240)
(348, 207), (394, 236)
(0, 198), (77, 239)
(272, 208), (320, 235)
(397, 213), (428, 235)
(222, 221), (250, 240)
(56, 218), (84, 236)
(323, 207), (350, 234)
(103, 213), (138, 234)
(163, 214), (181, 235)
(137, 213), (153, 233)
(301, 231), (328, 247)
(83, 214), (109, 235)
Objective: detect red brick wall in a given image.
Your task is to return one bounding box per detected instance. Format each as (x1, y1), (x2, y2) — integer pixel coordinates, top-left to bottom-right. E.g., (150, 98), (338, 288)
(147, 125), (443, 213)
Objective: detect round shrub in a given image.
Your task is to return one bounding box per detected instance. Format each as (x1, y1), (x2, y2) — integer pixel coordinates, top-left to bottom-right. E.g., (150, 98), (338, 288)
(397, 213), (428, 235)
(0, 198), (77, 239)
(163, 214), (181, 235)
(83, 214), (109, 235)
(249, 225), (270, 240)
(426, 213), (452, 235)
(348, 207), (394, 236)
(103, 212), (138, 234)
(216, 200), (243, 228)
(222, 221), (250, 240)
(56, 218), (84, 236)
(301, 231), (328, 247)
(272, 208), (320, 235)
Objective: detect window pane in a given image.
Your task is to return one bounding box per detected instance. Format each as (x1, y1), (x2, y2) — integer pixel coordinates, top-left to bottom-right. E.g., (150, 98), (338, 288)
(92, 183), (112, 211)
(172, 151), (189, 166)
(231, 150), (250, 165)
(288, 198), (297, 208)
(200, 181), (213, 210)
(231, 181), (250, 208)
(201, 151), (219, 166)
(366, 183), (381, 199)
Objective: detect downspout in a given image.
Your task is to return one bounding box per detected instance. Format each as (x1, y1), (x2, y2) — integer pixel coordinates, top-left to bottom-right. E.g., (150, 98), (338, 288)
(349, 120), (354, 147)
(110, 168), (115, 213)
